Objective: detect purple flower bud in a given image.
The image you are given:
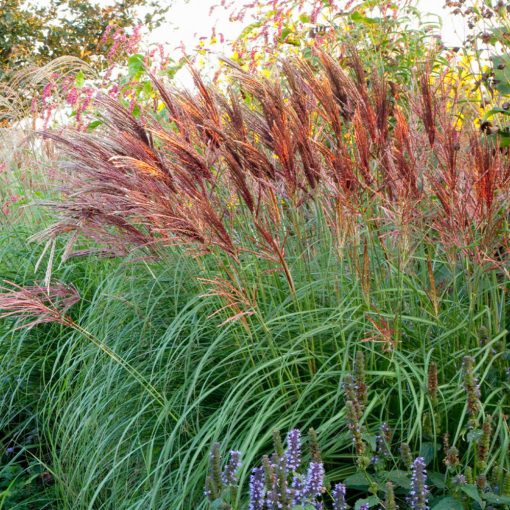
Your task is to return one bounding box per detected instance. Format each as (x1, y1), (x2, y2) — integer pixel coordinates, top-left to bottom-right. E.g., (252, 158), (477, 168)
(454, 474), (466, 485)
(285, 429), (302, 471)
(332, 482), (347, 510)
(359, 504), (369, 510)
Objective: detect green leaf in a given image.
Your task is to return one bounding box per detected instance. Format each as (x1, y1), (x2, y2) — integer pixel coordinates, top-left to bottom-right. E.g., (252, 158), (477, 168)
(386, 470), (411, 489)
(431, 496), (465, 509)
(499, 134), (510, 147)
(491, 54), (510, 95)
(428, 472), (446, 490)
(344, 472), (370, 488)
(419, 442), (438, 465)
(128, 54), (145, 79)
(87, 120), (102, 131)
(75, 70), (85, 88)
(350, 11), (378, 24)
(363, 433), (377, 452)
(483, 107), (510, 120)
(466, 429), (483, 443)
(460, 484), (483, 506)
(354, 496), (379, 509)
(482, 493), (510, 504)
(143, 80), (153, 96)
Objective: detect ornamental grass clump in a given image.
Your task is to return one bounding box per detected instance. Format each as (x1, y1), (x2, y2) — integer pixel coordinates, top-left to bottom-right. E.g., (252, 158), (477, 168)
(28, 46), (510, 295)
(1, 33), (510, 509)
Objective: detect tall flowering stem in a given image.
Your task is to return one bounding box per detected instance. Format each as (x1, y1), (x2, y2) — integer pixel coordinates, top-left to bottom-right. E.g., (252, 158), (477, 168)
(0, 281), (169, 414)
(0, 281), (79, 329)
(385, 481), (398, 510)
(354, 351), (368, 406)
(400, 442), (413, 469)
(462, 356), (481, 427)
(205, 442), (223, 502)
(477, 414), (492, 471)
(427, 362), (438, 407)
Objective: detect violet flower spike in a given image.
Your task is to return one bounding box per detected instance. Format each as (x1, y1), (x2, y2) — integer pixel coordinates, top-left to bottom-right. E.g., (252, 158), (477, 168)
(285, 429), (302, 472)
(304, 461), (325, 498)
(409, 456), (429, 510)
(222, 450), (242, 486)
(291, 474), (304, 506)
(332, 482), (347, 510)
(248, 467), (265, 510)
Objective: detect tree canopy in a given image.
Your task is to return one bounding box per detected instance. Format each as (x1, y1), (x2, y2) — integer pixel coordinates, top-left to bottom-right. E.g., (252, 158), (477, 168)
(0, 0), (170, 80)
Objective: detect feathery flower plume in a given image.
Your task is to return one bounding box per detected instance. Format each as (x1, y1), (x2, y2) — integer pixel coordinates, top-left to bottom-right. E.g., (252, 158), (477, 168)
(291, 474), (304, 507)
(343, 374), (364, 421)
(0, 281), (80, 329)
(444, 446), (460, 469)
(272, 429), (285, 458)
(376, 422), (392, 460)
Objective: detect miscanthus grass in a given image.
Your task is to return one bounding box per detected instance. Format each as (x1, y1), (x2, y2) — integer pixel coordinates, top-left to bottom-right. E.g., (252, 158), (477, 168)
(0, 48), (508, 509)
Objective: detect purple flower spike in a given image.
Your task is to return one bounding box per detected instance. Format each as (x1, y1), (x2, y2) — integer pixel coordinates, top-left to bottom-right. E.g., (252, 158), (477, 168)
(249, 467), (265, 510)
(332, 482), (347, 510)
(409, 456), (429, 510)
(304, 461), (325, 498)
(285, 429), (302, 471)
(359, 504), (369, 510)
(222, 450), (242, 486)
(291, 474), (304, 506)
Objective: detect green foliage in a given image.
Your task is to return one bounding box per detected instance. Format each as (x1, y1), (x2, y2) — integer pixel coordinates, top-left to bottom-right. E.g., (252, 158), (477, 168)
(0, 0), (171, 80)
(0, 2), (509, 509)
